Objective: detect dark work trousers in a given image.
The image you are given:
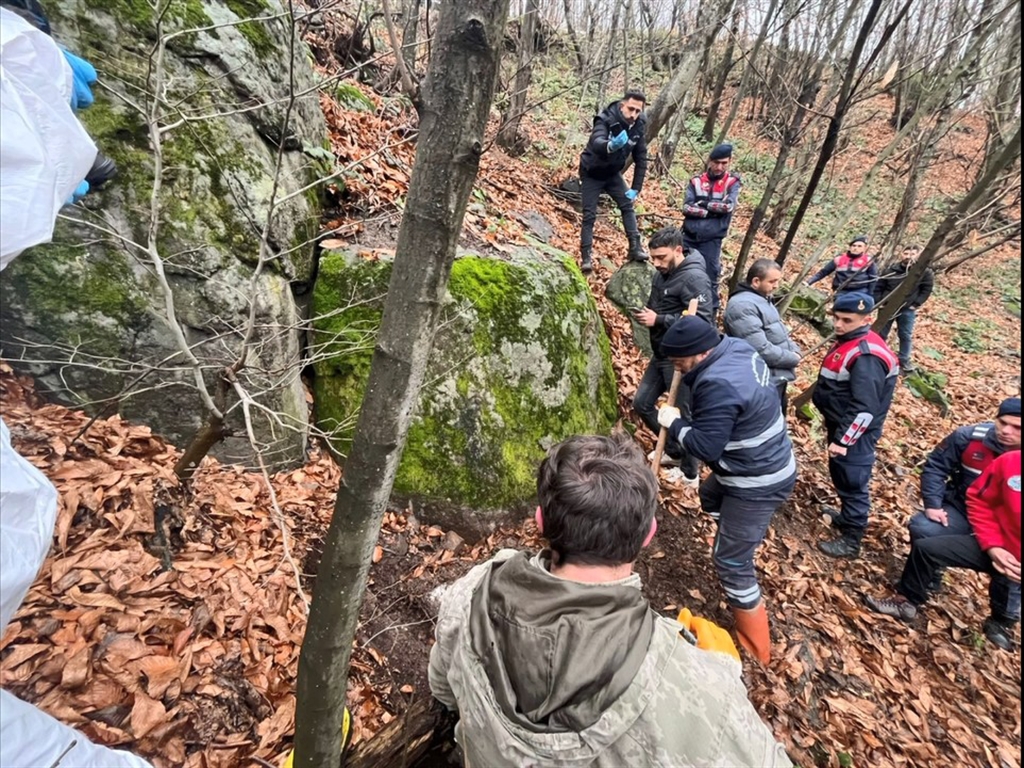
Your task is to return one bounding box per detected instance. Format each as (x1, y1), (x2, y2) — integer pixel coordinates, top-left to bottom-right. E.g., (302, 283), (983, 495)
(580, 173), (638, 253)
(897, 534), (1022, 623)
(908, 505), (1021, 620)
(776, 379), (789, 415)
(632, 356), (698, 477)
(825, 417), (880, 538)
(682, 233), (723, 312)
(700, 473), (795, 609)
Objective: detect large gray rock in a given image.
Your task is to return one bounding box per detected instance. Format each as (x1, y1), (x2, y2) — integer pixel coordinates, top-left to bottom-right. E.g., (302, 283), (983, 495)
(311, 245), (619, 532)
(0, 0), (327, 470)
(605, 261), (656, 357)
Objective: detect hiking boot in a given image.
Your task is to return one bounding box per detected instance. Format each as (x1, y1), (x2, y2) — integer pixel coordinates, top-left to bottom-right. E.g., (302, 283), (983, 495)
(818, 532), (861, 558)
(647, 450), (681, 467)
(865, 594), (918, 621)
(820, 506), (844, 529)
(899, 361), (916, 375)
(627, 234), (648, 262)
(580, 247), (593, 274)
(664, 467), (699, 488)
(983, 616), (1017, 651)
(926, 568), (946, 594)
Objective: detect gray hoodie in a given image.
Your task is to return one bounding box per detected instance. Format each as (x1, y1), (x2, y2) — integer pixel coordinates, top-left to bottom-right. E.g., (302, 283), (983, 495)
(429, 550), (793, 767)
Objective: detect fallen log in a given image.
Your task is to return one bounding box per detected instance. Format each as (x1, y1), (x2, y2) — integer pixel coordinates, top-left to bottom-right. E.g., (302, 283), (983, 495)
(344, 697), (458, 768)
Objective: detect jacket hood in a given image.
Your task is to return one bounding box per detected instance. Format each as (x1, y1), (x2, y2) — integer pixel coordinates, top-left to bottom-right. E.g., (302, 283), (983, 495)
(600, 100), (645, 129)
(468, 551), (654, 738)
(729, 282), (760, 299)
(679, 248), (707, 273)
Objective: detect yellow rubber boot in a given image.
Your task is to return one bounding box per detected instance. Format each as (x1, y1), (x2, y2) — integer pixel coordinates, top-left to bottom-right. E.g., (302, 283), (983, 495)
(731, 602), (771, 664)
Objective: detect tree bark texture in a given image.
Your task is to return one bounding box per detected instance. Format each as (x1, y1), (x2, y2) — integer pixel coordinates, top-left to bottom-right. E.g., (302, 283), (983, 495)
(701, 5), (739, 142)
(715, 0), (779, 145)
(498, 0), (540, 153)
(292, 0), (511, 764)
(774, 0), (890, 266)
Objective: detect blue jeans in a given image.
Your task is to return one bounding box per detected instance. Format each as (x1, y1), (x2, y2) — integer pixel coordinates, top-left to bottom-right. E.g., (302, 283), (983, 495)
(632, 356), (698, 476)
(880, 307), (916, 366)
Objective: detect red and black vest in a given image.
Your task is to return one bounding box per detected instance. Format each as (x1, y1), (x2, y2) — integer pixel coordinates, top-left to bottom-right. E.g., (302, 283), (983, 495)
(961, 424), (997, 479)
(690, 172), (740, 202)
(819, 330), (899, 383)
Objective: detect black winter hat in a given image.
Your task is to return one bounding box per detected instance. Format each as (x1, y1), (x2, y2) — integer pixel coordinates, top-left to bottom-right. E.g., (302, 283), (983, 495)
(709, 143), (733, 161)
(849, 234), (869, 245)
(660, 316), (721, 358)
(998, 398), (1021, 418)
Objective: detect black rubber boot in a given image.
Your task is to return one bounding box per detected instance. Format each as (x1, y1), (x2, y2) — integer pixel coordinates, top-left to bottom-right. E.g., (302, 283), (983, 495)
(580, 247), (593, 274)
(627, 234), (647, 262)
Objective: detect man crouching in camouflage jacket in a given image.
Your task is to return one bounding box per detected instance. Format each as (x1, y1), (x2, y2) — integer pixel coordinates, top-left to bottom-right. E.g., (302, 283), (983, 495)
(428, 434), (792, 767)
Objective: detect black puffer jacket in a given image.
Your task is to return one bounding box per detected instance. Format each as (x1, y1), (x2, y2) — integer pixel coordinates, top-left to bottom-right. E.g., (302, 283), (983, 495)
(578, 101), (648, 191)
(874, 261), (934, 310)
(647, 249), (713, 356)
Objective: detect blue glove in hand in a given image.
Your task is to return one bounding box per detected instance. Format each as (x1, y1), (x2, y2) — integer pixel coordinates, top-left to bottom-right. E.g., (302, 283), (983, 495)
(625, 189), (638, 202)
(61, 49), (98, 110)
(608, 130), (629, 152)
(65, 180), (90, 205)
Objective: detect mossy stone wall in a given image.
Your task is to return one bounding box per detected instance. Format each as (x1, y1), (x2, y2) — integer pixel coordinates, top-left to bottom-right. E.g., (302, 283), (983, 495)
(311, 247), (619, 514)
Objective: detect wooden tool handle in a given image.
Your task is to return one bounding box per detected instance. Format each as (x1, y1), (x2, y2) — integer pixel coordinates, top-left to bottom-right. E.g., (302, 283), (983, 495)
(650, 297), (698, 472)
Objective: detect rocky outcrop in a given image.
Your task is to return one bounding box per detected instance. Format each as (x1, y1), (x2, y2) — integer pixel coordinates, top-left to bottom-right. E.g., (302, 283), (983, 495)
(311, 245), (619, 524)
(0, 0), (326, 469)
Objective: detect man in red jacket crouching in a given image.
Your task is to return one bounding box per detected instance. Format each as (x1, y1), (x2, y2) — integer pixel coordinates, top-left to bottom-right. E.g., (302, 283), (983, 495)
(865, 450), (1021, 651)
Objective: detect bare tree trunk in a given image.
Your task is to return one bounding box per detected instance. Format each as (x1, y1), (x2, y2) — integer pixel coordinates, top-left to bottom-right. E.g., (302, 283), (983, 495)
(715, 0), (779, 144)
(562, 0), (587, 74)
(498, 0), (540, 153)
(594, 0), (623, 110)
(292, 1), (511, 764)
(401, 0), (422, 73)
(643, 38), (704, 142)
(701, 3), (739, 141)
(776, 0), (911, 266)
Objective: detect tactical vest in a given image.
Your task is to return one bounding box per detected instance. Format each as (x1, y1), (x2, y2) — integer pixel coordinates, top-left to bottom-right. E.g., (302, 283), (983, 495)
(690, 172), (740, 202)
(961, 424), (997, 480)
(819, 330), (899, 382)
(833, 252), (873, 275)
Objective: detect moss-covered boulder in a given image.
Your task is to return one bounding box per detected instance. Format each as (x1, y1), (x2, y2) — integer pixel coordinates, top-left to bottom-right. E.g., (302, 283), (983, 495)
(0, 0), (326, 470)
(312, 246), (619, 516)
(786, 283), (834, 336)
(604, 261), (656, 357)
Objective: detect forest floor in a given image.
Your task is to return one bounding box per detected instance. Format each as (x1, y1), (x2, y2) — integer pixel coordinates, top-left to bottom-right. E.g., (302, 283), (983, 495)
(1, 29), (1022, 768)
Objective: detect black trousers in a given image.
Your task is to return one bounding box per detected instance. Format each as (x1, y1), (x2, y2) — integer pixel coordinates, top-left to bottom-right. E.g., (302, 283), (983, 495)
(580, 173), (638, 252)
(682, 233), (723, 311)
(824, 418), (880, 536)
(897, 534), (1021, 623)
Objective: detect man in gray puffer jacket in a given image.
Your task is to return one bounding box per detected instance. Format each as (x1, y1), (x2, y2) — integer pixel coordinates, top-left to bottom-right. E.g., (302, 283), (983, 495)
(724, 258), (801, 412)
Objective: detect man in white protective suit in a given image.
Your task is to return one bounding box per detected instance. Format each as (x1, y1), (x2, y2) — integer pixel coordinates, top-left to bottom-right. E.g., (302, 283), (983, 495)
(0, 8), (152, 767)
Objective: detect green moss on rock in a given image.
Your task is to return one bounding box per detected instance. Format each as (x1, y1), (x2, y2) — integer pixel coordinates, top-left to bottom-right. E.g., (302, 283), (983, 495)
(311, 247), (618, 510)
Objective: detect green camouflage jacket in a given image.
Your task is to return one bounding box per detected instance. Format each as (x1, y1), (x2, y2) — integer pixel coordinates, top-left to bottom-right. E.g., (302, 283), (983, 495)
(428, 549), (793, 767)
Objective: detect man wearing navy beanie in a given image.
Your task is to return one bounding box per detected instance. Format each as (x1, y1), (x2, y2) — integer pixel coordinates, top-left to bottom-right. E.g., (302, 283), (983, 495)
(681, 143), (741, 320)
(657, 316), (796, 663)
(882, 396), (1022, 649)
(812, 292), (899, 558)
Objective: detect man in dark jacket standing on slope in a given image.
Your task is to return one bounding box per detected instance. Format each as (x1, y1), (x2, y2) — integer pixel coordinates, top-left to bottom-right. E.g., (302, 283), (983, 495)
(578, 90), (649, 273)
(906, 398), (1021, 649)
(724, 258), (801, 413)
(658, 317), (797, 663)
(874, 244), (934, 373)
(813, 292), (899, 558)
(682, 143), (742, 319)
(632, 227), (713, 485)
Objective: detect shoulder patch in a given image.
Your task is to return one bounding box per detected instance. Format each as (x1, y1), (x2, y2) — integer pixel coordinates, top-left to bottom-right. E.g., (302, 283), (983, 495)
(1009, 475), (1021, 492)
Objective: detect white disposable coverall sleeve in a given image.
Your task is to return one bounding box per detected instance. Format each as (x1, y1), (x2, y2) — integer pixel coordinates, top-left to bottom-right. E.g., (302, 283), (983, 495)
(0, 10), (153, 767)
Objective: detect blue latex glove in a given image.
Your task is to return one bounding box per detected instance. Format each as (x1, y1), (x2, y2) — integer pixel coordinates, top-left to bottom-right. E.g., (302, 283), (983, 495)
(65, 180), (90, 205)
(61, 49), (98, 110)
(608, 130), (629, 152)
(625, 189), (638, 201)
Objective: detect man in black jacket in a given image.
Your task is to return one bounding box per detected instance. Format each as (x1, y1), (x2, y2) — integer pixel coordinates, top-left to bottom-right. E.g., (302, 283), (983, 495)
(874, 244), (934, 373)
(631, 227), (712, 484)
(578, 90), (649, 273)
